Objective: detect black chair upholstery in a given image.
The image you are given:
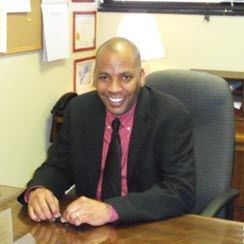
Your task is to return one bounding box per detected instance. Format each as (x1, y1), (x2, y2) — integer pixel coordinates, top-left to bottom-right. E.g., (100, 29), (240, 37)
(146, 69), (239, 218)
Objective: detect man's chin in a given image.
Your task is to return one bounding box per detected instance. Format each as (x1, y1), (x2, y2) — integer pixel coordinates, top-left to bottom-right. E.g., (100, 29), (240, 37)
(107, 106), (125, 116)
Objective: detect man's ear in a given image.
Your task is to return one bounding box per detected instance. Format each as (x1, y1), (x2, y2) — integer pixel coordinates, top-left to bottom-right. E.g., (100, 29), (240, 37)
(140, 68), (146, 86)
(92, 76), (97, 89)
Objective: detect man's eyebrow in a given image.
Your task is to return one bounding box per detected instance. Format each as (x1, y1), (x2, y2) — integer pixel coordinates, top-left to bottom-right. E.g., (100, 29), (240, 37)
(96, 71), (135, 76)
(121, 71), (133, 74)
(97, 72), (109, 75)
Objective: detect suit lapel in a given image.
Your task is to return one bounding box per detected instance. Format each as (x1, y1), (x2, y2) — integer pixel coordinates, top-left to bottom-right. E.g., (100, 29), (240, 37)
(127, 87), (152, 185)
(82, 94), (106, 197)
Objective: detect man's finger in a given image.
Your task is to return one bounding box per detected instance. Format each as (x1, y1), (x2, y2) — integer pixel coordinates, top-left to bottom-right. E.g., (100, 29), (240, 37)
(38, 199), (55, 220)
(74, 212), (91, 226)
(65, 201), (82, 214)
(28, 206), (41, 222)
(31, 202), (48, 220)
(62, 199), (83, 222)
(47, 196), (60, 218)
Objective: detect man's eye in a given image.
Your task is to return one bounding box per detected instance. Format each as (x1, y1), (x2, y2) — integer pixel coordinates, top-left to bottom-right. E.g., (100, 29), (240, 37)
(122, 74), (133, 82)
(98, 75), (108, 81)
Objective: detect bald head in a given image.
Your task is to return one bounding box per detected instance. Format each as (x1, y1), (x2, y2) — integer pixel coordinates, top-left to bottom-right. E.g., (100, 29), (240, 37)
(93, 37), (145, 115)
(95, 37), (142, 70)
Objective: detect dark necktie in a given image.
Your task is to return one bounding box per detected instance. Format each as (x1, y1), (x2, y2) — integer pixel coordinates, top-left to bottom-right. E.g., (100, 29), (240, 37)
(101, 118), (121, 200)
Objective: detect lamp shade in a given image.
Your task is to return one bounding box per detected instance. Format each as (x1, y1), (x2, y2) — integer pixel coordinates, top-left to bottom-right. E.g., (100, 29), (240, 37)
(116, 13), (164, 61)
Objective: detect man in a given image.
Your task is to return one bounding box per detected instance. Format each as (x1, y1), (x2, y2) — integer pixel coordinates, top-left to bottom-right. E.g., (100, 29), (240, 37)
(18, 37), (195, 226)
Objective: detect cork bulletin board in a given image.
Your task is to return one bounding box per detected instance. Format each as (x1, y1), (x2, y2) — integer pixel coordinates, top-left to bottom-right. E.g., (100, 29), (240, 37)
(6, 0), (42, 54)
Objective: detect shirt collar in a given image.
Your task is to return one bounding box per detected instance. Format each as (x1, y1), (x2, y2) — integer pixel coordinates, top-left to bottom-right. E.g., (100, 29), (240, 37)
(106, 101), (137, 129)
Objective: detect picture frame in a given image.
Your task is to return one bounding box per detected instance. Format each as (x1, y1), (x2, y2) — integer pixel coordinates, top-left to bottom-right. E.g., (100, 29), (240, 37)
(73, 56), (95, 93)
(73, 11), (96, 52)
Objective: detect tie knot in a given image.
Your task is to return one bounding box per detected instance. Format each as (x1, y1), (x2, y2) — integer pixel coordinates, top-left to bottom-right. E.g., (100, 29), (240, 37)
(112, 118), (120, 132)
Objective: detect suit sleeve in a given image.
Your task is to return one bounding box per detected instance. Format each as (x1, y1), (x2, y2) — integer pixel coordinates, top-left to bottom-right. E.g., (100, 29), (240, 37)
(106, 108), (196, 224)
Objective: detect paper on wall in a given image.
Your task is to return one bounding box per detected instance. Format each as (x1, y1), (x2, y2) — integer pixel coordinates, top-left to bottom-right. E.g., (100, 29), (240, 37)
(0, 0), (31, 13)
(0, 0), (31, 53)
(42, 0), (68, 3)
(41, 3), (69, 62)
(0, 7), (7, 53)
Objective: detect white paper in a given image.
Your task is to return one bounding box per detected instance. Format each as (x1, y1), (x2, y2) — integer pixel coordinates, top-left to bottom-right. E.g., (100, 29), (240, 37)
(0, 8), (7, 53)
(233, 95), (242, 109)
(14, 233), (35, 244)
(41, 3), (69, 62)
(42, 0), (68, 4)
(0, 208), (13, 244)
(0, 0), (31, 13)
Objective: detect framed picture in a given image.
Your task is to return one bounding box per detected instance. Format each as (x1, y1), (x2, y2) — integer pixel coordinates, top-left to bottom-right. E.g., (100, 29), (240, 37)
(74, 56), (95, 93)
(73, 11), (96, 52)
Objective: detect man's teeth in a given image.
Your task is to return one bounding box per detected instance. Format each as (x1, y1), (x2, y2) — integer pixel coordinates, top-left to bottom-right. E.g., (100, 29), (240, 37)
(109, 97), (123, 103)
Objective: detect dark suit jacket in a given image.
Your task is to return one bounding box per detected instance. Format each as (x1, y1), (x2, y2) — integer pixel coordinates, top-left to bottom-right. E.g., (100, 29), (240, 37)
(19, 86), (195, 224)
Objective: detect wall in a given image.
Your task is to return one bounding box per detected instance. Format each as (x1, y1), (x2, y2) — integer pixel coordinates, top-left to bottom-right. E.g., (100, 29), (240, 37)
(2, 8), (244, 187)
(97, 12), (244, 74)
(0, 2), (96, 187)
(0, 53), (71, 187)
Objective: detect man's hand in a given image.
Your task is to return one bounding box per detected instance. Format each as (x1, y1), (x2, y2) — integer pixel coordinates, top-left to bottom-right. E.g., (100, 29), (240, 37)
(61, 196), (112, 226)
(28, 188), (61, 222)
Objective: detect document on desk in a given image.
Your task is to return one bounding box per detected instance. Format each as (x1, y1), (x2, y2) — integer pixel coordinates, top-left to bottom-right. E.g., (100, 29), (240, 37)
(41, 0), (69, 62)
(0, 208), (13, 244)
(14, 233), (35, 244)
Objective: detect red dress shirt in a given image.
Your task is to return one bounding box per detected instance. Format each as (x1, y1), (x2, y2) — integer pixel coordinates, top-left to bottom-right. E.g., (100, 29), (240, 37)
(96, 103), (136, 221)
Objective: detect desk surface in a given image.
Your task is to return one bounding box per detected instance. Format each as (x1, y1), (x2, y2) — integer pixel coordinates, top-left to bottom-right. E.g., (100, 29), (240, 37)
(0, 185), (22, 206)
(0, 196), (244, 244)
(191, 69), (244, 80)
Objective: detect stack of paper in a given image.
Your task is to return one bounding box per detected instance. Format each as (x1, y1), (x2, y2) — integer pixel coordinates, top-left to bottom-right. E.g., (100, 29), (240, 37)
(0, 209), (13, 244)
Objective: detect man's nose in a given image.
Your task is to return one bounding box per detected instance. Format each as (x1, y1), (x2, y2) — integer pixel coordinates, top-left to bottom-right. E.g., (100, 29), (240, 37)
(108, 78), (122, 92)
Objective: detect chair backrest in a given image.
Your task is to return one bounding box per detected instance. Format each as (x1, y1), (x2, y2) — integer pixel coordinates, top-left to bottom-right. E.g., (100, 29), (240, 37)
(50, 92), (77, 142)
(146, 69), (235, 214)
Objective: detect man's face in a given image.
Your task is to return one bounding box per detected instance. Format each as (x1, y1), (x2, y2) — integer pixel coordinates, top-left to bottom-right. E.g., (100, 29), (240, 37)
(93, 49), (145, 115)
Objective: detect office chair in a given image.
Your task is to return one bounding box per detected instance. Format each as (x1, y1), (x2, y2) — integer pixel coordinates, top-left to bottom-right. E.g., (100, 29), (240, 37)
(50, 92), (77, 142)
(146, 69), (239, 219)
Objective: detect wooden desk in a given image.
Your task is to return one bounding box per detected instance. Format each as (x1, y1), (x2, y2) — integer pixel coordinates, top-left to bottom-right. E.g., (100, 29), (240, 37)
(233, 117), (244, 221)
(0, 185), (22, 206)
(0, 197), (243, 243)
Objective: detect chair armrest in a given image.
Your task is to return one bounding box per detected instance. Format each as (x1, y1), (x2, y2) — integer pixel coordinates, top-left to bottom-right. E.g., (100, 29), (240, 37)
(200, 188), (240, 217)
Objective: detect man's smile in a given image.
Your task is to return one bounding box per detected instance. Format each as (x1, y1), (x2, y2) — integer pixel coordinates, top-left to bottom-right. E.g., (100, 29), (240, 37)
(108, 97), (124, 105)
